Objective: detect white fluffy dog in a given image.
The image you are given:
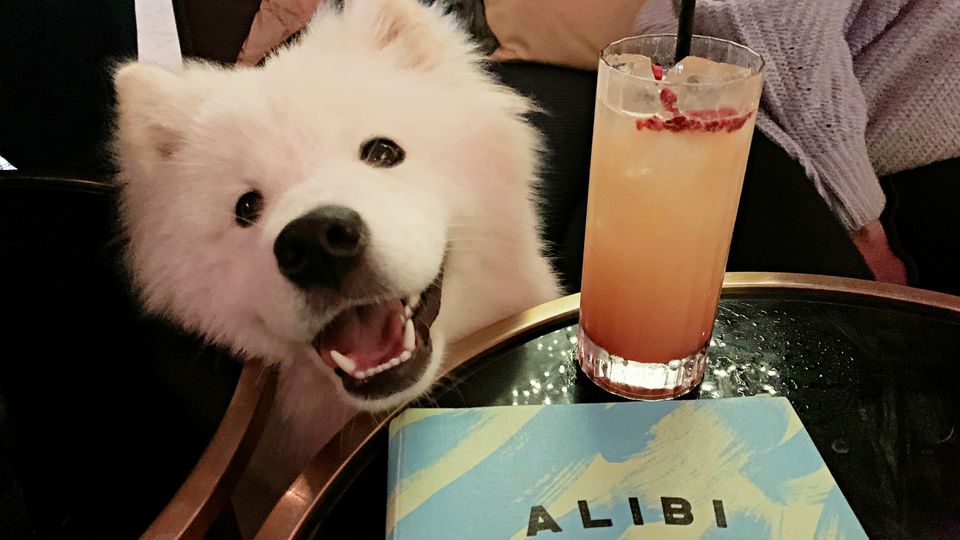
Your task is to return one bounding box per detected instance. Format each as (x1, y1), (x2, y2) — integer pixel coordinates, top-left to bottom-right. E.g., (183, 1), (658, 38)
(113, 0), (559, 516)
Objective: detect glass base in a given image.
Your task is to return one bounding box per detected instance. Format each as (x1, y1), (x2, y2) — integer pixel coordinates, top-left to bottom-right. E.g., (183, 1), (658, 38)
(576, 327), (708, 400)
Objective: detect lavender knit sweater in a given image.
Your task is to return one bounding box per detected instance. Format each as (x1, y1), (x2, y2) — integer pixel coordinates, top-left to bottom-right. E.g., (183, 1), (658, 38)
(636, 0), (960, 231)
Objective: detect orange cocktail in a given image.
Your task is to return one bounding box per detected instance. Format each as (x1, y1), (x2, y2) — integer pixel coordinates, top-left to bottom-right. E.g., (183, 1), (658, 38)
(578, 35), (764, 399)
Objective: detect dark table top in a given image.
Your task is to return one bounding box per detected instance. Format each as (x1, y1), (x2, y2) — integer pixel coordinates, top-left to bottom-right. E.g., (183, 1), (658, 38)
(270, 275), (960, 540)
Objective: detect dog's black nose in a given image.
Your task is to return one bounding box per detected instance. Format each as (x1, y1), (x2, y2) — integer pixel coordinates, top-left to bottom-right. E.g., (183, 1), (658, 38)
(273, 205), (368, 289)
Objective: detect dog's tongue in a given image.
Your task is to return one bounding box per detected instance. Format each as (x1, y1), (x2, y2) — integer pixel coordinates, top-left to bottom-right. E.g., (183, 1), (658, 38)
(316, 300), (405, 373)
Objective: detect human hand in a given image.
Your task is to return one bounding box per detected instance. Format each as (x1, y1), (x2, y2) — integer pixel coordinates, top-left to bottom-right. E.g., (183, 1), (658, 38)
(851, 220), (908, 285)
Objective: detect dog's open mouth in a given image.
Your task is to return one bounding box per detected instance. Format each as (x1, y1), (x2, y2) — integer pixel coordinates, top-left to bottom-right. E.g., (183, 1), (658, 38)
(313, 277), (442, 399)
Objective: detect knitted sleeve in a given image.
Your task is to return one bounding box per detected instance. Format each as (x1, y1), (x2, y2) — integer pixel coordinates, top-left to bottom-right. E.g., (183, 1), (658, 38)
(637, 0), (886, 231)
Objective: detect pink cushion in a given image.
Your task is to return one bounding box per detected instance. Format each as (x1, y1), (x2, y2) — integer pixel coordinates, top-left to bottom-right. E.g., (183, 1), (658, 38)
(486, 0), (649, 70)
(237, 0), (326, 65)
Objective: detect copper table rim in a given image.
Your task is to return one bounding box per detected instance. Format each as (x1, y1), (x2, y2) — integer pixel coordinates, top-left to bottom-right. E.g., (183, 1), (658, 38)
(142, 361), (277, 540)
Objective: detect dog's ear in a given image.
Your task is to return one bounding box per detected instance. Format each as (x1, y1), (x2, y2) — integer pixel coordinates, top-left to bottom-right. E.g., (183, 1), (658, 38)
(114, 63), (198, 161)
(345, 0), (464, 70)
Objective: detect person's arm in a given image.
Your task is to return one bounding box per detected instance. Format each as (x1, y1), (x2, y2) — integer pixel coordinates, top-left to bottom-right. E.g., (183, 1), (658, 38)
(638, 0), (906, 282)
(851, 221), (907, 284)
(721, 0), (907, 283)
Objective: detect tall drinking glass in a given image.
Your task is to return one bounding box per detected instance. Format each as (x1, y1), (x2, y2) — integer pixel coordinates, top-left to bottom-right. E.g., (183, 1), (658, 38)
(578, 35), (765, 399)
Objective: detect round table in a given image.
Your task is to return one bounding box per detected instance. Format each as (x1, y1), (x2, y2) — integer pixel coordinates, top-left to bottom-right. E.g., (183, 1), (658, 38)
(258, 273), (960, 540)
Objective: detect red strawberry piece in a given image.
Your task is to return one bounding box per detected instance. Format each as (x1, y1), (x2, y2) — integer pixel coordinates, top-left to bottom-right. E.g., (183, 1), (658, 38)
(636, 117), (666, 131)
(636, 107), (753, 133)
(664, 115), (689, 132)
(689, 109), (718, 121)
(725, 111), (753, 132)
(659, 88), (679, 114)
(652, 64), (663, 80)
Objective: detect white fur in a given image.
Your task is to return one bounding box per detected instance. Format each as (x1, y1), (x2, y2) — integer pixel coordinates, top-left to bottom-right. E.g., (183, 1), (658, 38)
(114, 0), (560, 528)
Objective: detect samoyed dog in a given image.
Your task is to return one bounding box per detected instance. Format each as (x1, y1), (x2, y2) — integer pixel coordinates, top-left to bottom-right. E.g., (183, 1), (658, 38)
(113, 0), (559, 514)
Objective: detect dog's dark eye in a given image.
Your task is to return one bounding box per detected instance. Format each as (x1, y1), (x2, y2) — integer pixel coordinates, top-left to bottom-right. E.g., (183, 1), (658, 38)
(360, 137), (405, 168)
(235, 190), (264, 227)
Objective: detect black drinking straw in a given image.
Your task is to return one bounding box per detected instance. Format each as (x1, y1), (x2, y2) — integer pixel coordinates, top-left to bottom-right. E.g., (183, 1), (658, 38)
(675, 0), (697, 63)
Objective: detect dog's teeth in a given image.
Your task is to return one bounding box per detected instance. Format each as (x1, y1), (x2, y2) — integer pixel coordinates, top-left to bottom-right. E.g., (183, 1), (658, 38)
(387, 357), (400, 368)
(404, 319), (415, 351)
(399, 350), (412, 362)
(407, 295), (420, 310)
(330, 350), (356, 374)
(404, 305), (413, 319)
